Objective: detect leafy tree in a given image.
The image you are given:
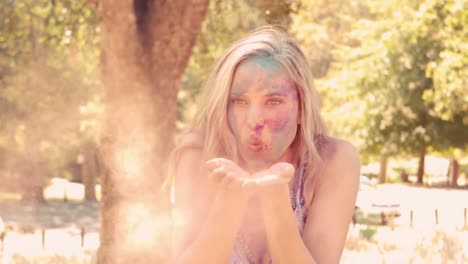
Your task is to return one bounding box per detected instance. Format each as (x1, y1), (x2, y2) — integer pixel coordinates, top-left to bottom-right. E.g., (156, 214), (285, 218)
(320, 0), (467, 183)
(290, 0), (376, 78)
(290, 0), (381, 172)
(0, 0), (100, 201)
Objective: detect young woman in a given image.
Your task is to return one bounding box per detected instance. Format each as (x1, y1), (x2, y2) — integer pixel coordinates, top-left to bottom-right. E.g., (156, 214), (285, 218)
(170, 26), (360, 264)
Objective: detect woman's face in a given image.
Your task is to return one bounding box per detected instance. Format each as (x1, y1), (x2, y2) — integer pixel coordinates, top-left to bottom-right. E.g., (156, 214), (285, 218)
(228, 57), (300, 168)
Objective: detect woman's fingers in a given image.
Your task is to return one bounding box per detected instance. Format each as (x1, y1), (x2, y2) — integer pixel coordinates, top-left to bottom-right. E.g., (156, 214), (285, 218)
(209, 166), (226, 182)
(220, 172), (237, 189)
(207, 165), (244, 191)
(206, 158), (294, 193)
(250, 174), (288, 186)
(205, 158), (222, 170)
(270, 162), (295, 179)
(247, 162), (295, 187)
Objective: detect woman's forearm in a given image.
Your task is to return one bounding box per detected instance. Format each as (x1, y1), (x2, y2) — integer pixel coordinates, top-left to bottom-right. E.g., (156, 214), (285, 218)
(260, 185), (316, 264)
(175, 190), (247, 263)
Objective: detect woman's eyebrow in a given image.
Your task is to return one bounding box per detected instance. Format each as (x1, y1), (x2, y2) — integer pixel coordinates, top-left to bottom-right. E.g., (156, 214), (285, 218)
(229, 92), (244, 97)
(230, 83), (247, 96)
(266, 91), (289, 97)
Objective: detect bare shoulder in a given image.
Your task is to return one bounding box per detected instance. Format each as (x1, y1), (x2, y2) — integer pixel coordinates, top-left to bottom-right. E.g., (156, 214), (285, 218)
(176, 147), (204, 176)
(319, 137), (359, 165)
(316, 136), (357, 161)
(316, 136), (360, 186)
(174, 135), (205, 178)
(177, 131), (204, 149)
(172, 132), (210, 198)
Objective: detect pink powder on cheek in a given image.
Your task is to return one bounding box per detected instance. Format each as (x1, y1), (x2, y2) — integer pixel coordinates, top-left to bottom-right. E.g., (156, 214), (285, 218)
(266, 117), (288, 131)
(265, 107), (296, 131)
(261, 113), (298, 157)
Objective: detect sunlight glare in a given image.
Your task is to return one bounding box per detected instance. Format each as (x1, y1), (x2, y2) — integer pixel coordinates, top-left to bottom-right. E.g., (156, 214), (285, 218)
(126, 203), (172, 249)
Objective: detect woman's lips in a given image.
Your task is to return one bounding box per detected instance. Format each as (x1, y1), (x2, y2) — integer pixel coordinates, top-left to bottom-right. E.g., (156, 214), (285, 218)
(247, 137), (267, 152)
(248, 143), (264, 152)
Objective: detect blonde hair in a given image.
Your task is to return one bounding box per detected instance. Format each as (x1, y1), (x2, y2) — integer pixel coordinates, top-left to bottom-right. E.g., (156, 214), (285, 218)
(168, 25), (328, 188)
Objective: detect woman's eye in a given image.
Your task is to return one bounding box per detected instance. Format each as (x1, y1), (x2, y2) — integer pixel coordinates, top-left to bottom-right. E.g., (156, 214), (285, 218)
(267, 98), (282, 105)
(232, 98), (247, 104)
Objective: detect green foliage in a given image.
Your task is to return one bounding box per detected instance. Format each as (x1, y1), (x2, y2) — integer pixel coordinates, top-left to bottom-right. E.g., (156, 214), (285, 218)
(422, 1), (467, 123)
(290, 0), (375, 78)
(0, 0), (101, 191)
(292, 0), (467, 159)
(290, 0), (387, 153)
(360, 226), (377, 240)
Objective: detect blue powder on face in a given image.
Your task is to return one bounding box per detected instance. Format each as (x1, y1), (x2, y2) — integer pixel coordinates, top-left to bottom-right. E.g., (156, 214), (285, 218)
(250, 56), (282, 74)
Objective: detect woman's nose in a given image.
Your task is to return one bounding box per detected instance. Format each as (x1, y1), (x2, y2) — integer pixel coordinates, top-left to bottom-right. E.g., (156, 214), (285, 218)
(246, 105), (265, 130)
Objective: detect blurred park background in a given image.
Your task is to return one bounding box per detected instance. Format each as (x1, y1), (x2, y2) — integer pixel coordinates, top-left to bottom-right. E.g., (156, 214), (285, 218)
(0, 0), (467, 263)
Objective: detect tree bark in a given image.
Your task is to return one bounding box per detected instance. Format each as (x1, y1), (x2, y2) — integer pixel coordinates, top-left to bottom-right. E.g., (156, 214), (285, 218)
(21, 129), (45, 203)
(83, 143), (97, 201)
(378, 154), (388, 184)
(416, 143), (426, 185)
(450, 158), (459, 187)
(401, 170), (409, 183)
(98, 1), (208, 263)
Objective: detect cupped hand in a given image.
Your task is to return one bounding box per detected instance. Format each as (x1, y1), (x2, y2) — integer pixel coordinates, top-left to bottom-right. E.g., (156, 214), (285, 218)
(245, 162), (295, 188)
(205, 158), (295, 194)
(205, 158), (252, 192)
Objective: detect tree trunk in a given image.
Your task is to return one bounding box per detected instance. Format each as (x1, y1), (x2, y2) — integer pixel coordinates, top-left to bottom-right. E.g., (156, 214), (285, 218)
(98, 1), (208, 263)
(378, 154), (388, 184)
(401, 170), (409, 183)
(450, 158), (459, 187)
(446, 159), (451, 185)
(416, 143), (426, 185)
(83, 143), (97, 201)
(21, 19), (46, 203)
(21, 129), (45, 203)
